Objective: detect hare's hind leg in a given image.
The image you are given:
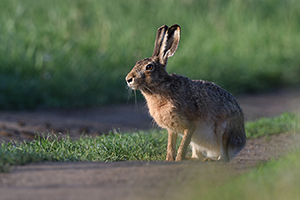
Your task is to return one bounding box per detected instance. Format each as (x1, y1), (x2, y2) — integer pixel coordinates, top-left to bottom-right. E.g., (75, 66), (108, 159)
(217, 122), (230, 162)
(166, 130), (178, 161)
(218, 145), (230, 162)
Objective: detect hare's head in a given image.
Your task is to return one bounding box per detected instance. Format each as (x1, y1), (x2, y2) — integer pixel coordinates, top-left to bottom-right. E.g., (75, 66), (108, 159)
(126, 24), (180, 93)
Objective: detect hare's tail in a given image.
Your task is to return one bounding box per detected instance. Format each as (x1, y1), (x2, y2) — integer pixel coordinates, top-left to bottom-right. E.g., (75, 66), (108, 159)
(221, 127), (246, 161)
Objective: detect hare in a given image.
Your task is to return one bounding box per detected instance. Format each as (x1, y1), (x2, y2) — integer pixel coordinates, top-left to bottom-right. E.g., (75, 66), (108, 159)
(126, 24), (246, 162)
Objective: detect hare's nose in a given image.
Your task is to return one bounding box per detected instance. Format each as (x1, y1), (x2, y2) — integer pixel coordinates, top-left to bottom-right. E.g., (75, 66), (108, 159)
(126, 71), (136, 84)
(127, 77), (133, 84)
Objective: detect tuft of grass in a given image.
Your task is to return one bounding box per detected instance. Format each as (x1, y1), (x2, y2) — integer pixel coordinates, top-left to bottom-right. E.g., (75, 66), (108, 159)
(1, 0), (300, 109)
(245, 112), (300, 139)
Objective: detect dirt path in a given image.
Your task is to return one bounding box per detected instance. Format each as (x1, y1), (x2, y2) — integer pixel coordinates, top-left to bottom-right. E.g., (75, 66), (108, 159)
(0, 89), (299, 200)
(0, 89), (299, 142)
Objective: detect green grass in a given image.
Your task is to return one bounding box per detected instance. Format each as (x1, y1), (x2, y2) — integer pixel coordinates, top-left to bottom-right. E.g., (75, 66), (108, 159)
(0, 112), (299, 172)
(0, 130), (169, 172)
(246, 112), (300, 138)
(1, 0), (300, 109)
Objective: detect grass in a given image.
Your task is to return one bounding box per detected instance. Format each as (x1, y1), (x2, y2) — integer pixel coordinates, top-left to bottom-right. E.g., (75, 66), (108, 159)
(245, 112), (300, 138)
(0, 112), (299, 172)
(1, 0), (300, 109)
(0, 130), (169, 172)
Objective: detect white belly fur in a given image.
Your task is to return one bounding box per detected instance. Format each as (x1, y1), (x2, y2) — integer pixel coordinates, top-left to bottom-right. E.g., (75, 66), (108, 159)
(187, 121), (226, 159)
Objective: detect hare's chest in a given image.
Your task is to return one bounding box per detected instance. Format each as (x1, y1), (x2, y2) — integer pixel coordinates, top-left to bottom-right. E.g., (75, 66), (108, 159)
(147, 100), (187, 132)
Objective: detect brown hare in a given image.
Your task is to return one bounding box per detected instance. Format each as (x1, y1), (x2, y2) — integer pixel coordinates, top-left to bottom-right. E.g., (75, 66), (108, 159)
(126, 24), (246, 162)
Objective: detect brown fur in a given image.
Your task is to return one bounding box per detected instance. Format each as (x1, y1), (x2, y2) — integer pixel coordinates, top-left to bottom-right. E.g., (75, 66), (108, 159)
(126, 24), (246, 162)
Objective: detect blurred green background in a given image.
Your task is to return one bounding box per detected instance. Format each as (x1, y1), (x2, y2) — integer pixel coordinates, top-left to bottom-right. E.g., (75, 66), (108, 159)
(1, 0), (300, 110)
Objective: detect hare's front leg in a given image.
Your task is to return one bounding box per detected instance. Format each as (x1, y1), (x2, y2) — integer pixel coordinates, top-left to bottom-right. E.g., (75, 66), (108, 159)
(175, 127), (195, 161)
(166, 130), (178, 161)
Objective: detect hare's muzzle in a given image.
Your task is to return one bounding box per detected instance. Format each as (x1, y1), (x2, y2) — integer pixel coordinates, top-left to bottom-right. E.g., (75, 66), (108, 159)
(126, 78), (134, 87)
(126, 77), (133, 84)
(125, 73), (137, 89)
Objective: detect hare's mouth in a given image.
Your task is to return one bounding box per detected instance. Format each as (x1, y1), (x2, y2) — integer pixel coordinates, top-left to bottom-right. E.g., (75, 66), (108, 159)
(128, 84), (138, 90)
(126, 81), (139, 90)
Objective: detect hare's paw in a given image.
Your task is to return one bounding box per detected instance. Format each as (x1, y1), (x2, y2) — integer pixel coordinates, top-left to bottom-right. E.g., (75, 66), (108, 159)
(185, 156), (198, 161)
(166, 153), (175, 161)
(202, 157), (218, 162)
(175, 154), (187, 161)
(166, 157), (175, 161)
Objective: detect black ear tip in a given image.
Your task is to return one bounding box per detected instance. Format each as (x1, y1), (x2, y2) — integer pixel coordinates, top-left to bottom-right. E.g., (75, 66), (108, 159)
(167, 25), (181, 36)
(170, 24), (181, 30)
(158, 25), (168, 31)
(168, 25), (181, 34)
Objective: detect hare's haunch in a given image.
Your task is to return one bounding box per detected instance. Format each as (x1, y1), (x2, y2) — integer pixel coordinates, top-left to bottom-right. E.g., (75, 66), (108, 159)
(126, 25), (246, 161)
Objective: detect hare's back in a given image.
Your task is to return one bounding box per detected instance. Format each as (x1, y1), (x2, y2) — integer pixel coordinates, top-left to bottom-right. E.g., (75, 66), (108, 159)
(168, 74), (243, 117)
(193, 79), (241, 110)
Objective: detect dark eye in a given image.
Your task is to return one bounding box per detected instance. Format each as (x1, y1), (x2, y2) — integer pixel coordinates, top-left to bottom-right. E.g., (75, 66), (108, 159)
(146, 64), (154, 71)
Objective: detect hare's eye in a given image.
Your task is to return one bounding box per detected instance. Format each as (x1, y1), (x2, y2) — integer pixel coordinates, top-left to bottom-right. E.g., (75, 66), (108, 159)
(146, 64), (154, 71)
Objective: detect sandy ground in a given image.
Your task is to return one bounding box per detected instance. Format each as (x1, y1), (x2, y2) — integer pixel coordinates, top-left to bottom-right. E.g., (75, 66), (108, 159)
(0, 89), (300, 200)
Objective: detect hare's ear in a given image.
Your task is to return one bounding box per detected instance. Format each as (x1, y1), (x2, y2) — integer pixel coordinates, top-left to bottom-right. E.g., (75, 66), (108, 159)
(159, 24), (181, 65)
(152, 25), (168, 58)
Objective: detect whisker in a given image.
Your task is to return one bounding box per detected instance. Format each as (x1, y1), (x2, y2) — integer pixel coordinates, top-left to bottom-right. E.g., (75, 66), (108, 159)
(125, 86), (134, 103)
(134, 90), (139, 113)
(143, 85), (154, 94)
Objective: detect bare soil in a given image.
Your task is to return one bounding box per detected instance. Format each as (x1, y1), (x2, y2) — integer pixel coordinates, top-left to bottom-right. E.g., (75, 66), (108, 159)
(0, 89), (300, 200)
